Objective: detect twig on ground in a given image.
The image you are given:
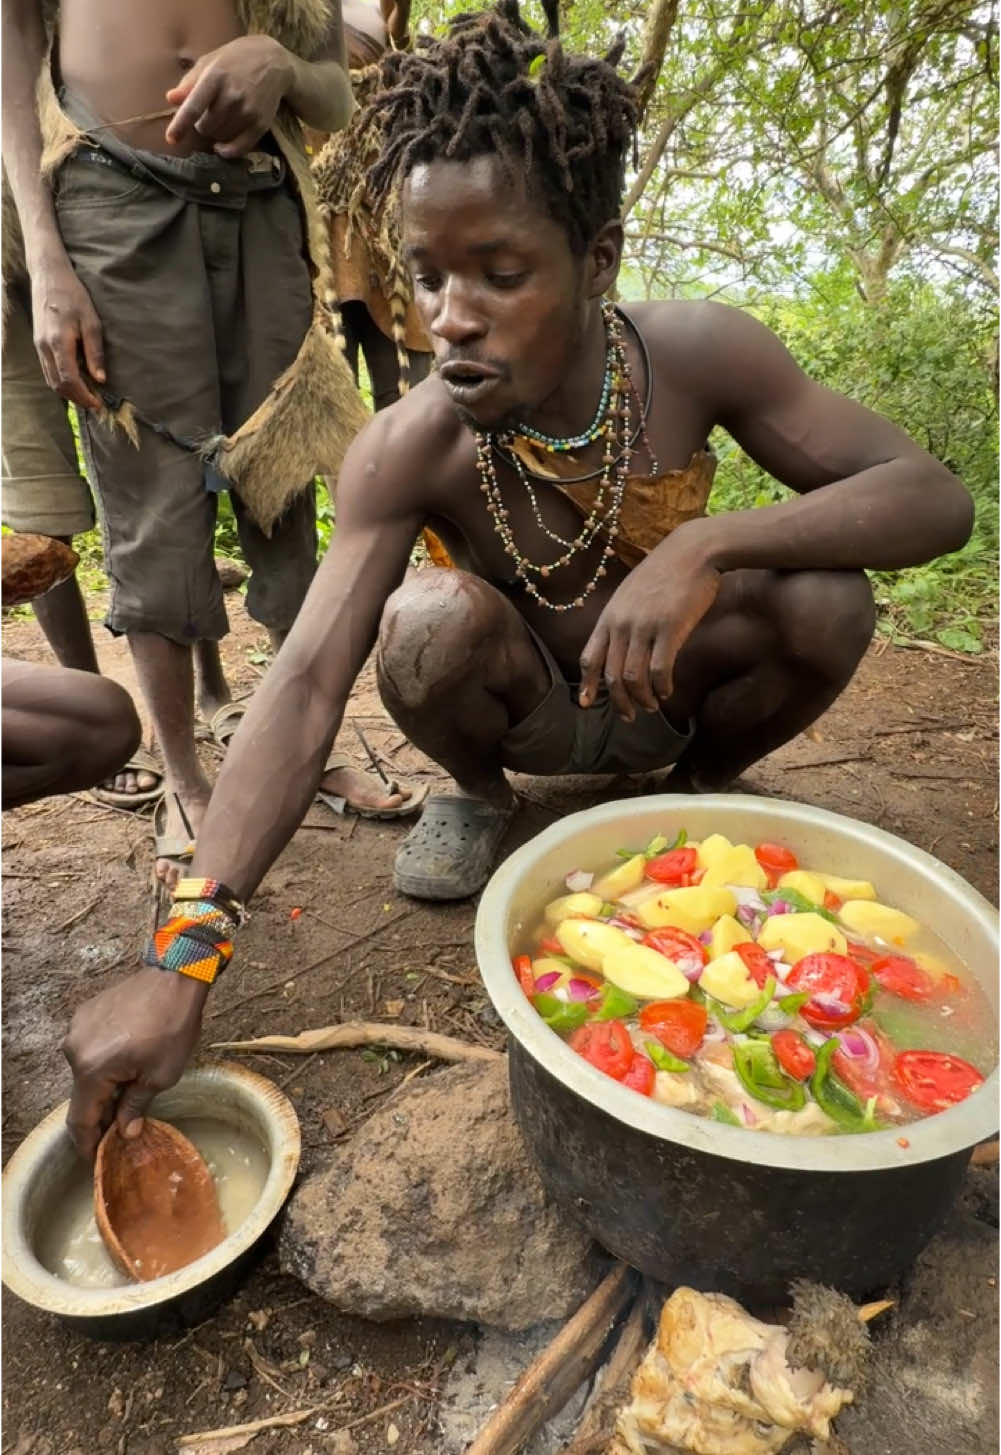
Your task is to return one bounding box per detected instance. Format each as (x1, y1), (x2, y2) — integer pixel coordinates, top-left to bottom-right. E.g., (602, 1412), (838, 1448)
(176, 1407), (319, 1446)
(211, 1020), (504, 1064)
(277, 1051), (320, 1092)
(889, 637), (990, 663)
(464, 1264), (637, 1455)
(558, 1293), (648, 1455)
(54, 893), (101, 934)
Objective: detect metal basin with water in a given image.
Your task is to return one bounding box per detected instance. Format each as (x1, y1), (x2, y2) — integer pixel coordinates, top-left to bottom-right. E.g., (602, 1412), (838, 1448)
(475, 794), (999, 1302)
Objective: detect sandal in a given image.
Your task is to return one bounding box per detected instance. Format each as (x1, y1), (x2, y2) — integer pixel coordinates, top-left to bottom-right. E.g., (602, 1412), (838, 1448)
(315, 750), (429, 821)
(90, 744), (163, 809)
(152, 792), (196, 869)
(209, 700), (249, 751)
(392, 793), (515, 901)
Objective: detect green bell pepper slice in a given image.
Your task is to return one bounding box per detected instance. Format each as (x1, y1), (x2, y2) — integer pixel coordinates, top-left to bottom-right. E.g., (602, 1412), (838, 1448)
(531, 992), (589, 1036)
(644, 1040), (690, 1073)
(762, 887), (838, 924)
(592, 983), (639, 1022)
(733, 1039), (806, 1111)
(711, 1101), (742, 1125)
(713, 975), (776, 1033)
(811, 1037), (883, 1131)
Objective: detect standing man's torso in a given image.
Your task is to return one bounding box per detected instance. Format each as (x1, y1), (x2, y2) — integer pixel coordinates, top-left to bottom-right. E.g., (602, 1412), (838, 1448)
(57, 0), (244, 154)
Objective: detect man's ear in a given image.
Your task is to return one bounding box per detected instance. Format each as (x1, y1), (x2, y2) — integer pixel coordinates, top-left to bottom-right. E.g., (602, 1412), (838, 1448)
(587, 219), (623, 298)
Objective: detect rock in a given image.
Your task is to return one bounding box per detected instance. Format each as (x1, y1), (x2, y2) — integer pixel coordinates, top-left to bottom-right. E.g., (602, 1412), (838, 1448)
(834, 1182), (998, 1455)
(2, 534), (78, 607)
(214, 556), (248, 590)
(279, 1060), (602, 1329)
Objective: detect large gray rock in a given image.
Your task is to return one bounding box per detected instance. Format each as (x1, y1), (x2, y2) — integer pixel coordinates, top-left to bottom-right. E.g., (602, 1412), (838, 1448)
(279, 1059), (604, 1329)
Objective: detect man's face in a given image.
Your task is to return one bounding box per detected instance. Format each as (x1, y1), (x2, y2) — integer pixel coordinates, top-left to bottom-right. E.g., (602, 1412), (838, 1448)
(401, 156), (590, 431)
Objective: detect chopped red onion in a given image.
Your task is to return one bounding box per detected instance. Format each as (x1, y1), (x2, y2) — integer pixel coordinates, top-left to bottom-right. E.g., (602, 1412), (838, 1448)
(756, 1004), (792, 1032)
(766, 948), (786, 962)
(735, 904), (763, 935)
(836, 1025), (880, 1075)
(803, 1028), (832, 1047)
(606, 917), (645, 940)
(810, 993), (851, 1016)
(740, 1102), (758, 1127)
(767, 900), (790, 916)
(567, 977), (601, 1002)
(533, 970), (561, 993)
(727, 884), (767, 913)
(564, 869), (594, 893)
(697, 929), (713, 946)
(701, 1019), (727, 1043)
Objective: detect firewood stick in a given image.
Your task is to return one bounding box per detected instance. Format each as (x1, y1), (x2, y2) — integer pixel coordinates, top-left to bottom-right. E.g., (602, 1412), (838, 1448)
(211, 1019), (503, 1064)
(463, 1263), (636, 1455)
(558, 1292), (648, 1455)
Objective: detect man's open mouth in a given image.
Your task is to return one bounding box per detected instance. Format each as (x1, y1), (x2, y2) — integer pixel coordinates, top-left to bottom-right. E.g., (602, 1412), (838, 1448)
(438, 362), (502, 404)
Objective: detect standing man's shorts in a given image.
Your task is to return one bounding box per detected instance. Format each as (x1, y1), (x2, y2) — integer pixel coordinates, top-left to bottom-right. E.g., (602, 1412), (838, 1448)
(2, 283), (95, 537)
(53, 101), (319, 646)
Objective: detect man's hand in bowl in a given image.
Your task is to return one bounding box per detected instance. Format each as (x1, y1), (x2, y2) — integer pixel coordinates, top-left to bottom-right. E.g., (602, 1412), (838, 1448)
(62, 968), (209, 1161)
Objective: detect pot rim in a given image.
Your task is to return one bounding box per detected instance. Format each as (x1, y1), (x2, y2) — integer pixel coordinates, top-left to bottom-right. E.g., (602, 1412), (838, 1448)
(1, 1061), (301, 1318)
(475, 793), (999, 1174)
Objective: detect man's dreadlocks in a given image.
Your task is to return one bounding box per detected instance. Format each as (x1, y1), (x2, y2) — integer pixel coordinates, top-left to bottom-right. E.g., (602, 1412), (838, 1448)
(356, 0), (639, 256)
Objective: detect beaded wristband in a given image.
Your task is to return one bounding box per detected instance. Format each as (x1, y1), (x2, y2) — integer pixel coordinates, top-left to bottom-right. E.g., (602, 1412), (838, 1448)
(144, 902), (235, 985)
(172, 877), (246, 927)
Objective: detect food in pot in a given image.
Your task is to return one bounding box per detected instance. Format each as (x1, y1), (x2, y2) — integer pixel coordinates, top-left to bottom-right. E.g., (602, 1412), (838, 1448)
(514, 830), (994, 1135)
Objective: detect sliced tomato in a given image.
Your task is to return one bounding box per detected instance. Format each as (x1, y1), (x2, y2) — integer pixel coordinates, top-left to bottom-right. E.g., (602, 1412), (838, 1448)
(893, 1050), (985, 1111)
(642, 926), (708, 979)
(638, 999), (708, 1059)
(754, 841), (798, 888)
(823, 889), (843, 911)
(872, 955), (935, 1002)
(938, 972), (962, 996)
(847, 940), (883, 969)
(645, 847), (698, 885)
(786, 952), (869, 1029)
(771, 1028), (816, 1081)
(538, 935), (566, 956)
(734, 941), (775, 989)
(513, 955), (535, 997)
(622, 1052), (656, 1096)
(568, 1019), (634, 1081)
(833, 1020), (896, 1098)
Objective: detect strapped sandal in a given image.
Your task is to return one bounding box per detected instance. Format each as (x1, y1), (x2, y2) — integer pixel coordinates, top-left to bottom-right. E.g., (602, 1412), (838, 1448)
(392, 793), (515, 901)
(209, 700), (249, 751)
(90, 744), (163, 809)
(315, 750), (429, 822)
(152, 792), (196, 869)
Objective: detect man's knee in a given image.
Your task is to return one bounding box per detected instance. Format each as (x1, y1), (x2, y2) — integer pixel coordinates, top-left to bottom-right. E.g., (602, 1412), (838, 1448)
(779, 569), (875, 677)
(82, 676), (142, 775)
(378, 570), (492, 706)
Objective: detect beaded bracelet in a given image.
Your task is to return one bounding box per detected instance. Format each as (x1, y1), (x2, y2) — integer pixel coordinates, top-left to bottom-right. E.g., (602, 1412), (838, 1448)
(144, 901), (235, 985)
(172, 877), (247, 927)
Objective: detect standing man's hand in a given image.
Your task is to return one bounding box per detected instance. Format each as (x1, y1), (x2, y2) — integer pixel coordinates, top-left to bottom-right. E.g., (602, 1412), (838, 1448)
(62, 968), (208, 1161)
(31, 255), (106, 410)
(165, 36), (292, 158)
(578, 529), (722, 722)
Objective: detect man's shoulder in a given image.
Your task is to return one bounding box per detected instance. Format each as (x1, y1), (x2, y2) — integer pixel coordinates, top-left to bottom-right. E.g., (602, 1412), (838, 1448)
(625, 297), (751, 366)
(339, 374), (472, 504)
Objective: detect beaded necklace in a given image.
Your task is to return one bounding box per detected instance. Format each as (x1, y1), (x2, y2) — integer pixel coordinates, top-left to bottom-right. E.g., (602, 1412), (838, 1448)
(474, 299), (659, 614)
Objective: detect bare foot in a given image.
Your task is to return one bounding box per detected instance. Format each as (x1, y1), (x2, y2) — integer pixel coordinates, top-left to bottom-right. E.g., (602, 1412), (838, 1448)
(154, 785), (211, 890)
(320, 763), (412, 814)
(103, 765), (160, 796)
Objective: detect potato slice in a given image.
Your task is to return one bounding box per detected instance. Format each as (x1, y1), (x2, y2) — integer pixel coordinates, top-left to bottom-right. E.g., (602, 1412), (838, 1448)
(699, 950), (760, 1008)
(636, 884), (737, 935)
(776, 869), (827, 904)
(591, 854), (647, 901)
(913, 951), (955, 980)
(601, 943), (690, 1000)
(530, 957), (570, 980)
(839, 899), (919, 945)
(707, 913), (749, 961)
(757, 911), (847, 961)
(543, 891), (603, 927)
(818, 873), (877, 901)
(695, 834), (734, 871)
(555, 918), (633, 971)
(701, 843), (768, 891)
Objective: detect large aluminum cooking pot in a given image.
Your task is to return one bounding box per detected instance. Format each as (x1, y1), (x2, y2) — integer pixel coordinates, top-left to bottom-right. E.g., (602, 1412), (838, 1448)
(475, 795), (998, 1302)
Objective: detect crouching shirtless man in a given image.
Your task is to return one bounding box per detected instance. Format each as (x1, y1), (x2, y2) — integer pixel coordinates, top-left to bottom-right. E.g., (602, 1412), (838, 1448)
(62, 1), (973, 1158)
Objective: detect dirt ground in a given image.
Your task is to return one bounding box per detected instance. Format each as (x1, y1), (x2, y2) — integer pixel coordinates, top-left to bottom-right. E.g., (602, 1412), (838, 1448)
(2, 587), (998, 1455)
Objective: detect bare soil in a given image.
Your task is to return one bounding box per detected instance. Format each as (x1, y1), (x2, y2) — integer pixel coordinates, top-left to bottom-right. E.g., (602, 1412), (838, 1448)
(2, 590), (998, 1455)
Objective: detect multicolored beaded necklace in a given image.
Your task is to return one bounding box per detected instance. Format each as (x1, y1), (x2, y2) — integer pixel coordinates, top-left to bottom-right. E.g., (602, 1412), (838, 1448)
(474, 299), (659, 613)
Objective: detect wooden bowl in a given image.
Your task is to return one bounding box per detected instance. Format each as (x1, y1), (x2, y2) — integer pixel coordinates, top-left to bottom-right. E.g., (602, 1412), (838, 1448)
(94, 1119), (225, 1282)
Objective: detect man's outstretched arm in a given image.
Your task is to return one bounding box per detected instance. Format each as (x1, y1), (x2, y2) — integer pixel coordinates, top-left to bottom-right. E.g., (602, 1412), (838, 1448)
(62, 420), (424, 1158)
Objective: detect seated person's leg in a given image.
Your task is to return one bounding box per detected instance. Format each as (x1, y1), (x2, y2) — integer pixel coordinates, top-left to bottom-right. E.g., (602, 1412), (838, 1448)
(2, 659), (141, 808)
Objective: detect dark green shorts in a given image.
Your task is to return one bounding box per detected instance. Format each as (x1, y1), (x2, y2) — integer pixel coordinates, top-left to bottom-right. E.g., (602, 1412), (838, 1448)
(500, 623), (694, 776)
